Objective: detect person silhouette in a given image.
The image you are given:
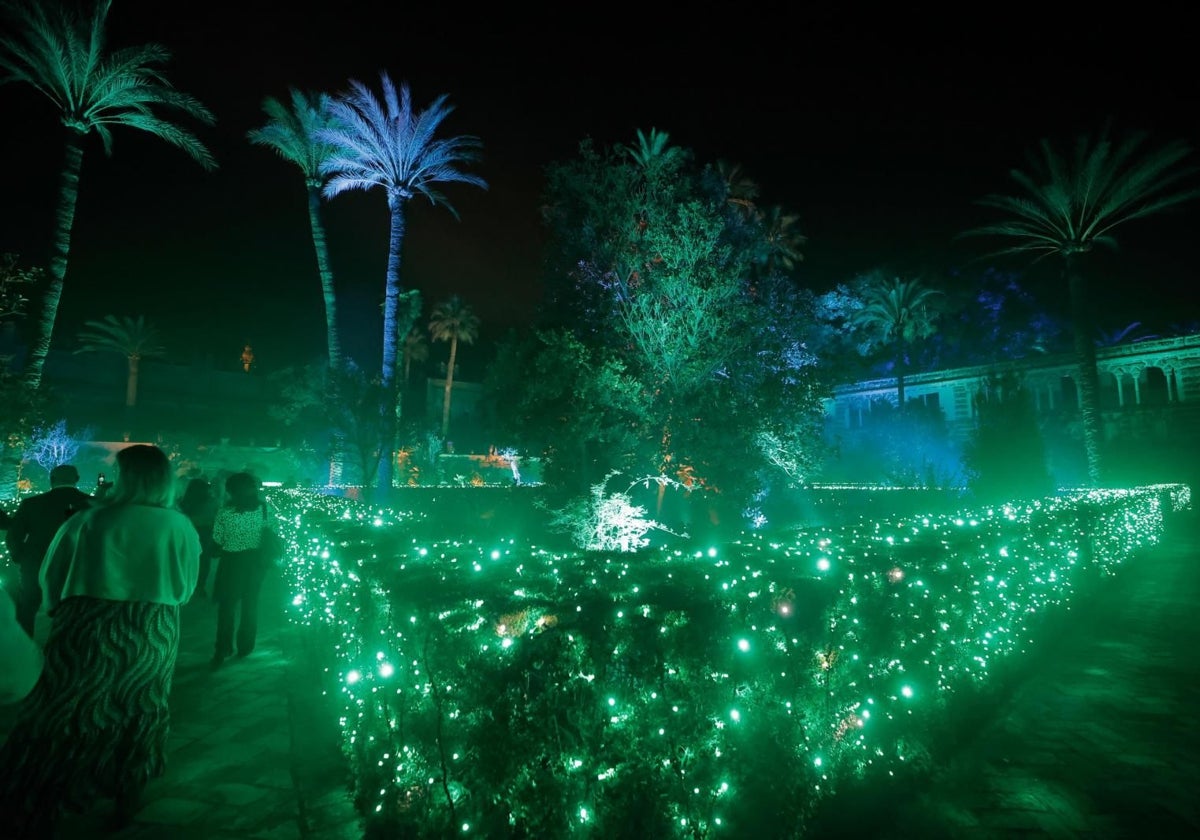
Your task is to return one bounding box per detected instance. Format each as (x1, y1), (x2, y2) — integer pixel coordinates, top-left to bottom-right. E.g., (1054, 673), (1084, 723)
(3, 464), (94, 637)
(0, 444), (200, 834)
(210, 471), (275, 668)
(178, 478), (219, 599)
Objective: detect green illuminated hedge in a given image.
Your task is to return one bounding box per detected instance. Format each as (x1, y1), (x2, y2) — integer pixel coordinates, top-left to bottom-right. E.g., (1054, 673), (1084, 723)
(274, 484), (1188, 838)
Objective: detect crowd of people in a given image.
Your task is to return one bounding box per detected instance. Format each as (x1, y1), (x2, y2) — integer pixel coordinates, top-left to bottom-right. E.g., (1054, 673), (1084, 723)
(0, 447), (279, 835)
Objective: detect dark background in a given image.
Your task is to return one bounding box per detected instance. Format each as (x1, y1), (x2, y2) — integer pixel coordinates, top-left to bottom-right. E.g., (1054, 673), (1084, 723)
(2, 3), (1197, 378)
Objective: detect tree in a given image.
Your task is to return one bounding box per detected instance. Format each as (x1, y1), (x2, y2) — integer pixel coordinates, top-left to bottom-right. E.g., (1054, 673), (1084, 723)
(851, 274), (942, 406)
(428, 295), (479, 439)
(0, 0), (216, 390)
(22, 418), (92, 479)
(517, 130), (826, 525)
(74, 314), (165, 407)
(320, 72), (486, 494)
(753, 204), (806, 275)
(247, 88), (343, 369)
(267, 361), (386, 489)
(963, 129), (1199, 485)
(402, 326), (428, 386)
(961, 371), (1054, 503)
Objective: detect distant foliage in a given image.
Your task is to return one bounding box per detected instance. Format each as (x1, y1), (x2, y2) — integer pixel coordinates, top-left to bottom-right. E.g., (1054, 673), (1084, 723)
(962, 372), (1054, 502)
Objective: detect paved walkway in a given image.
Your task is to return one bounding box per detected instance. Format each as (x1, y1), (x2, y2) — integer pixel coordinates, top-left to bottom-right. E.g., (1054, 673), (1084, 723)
(0, 568), (362, 839)
(810, 505), (1200, 838)
(4, 505), (1198, 838)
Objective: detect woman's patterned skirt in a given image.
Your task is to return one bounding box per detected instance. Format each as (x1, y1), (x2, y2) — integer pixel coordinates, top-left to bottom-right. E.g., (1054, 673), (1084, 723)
(0, 596), (180, 835)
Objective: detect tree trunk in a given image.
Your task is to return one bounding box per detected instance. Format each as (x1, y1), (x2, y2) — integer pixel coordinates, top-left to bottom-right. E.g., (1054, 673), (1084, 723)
(441, 336), (458, 439)
(895, 341), (907, 407)
(1067, 260), (1104, 486)
(24, 133), (85, 390)
(306, 184), (340, 370)
(376, 192), (407, 497)
(126, 355), (140, 407)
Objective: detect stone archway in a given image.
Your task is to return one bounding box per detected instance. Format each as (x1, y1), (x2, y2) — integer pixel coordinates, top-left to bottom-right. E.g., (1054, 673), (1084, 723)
(1141, 366), (1170, 406)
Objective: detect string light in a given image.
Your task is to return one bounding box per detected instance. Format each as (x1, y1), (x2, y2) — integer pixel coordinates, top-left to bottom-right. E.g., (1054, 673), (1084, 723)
(264, 483), (1187, 835)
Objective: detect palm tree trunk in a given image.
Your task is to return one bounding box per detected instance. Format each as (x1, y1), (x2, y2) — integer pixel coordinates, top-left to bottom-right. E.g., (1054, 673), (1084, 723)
(306, 184), (340, 370)
(126, 355), (140, 407)
(895, 341), (906, 407)
(24, 134), (85, 390)
(441, 337), (458, 439)
(376, 193), (407, 496)
(1067, 261), (1104, 486)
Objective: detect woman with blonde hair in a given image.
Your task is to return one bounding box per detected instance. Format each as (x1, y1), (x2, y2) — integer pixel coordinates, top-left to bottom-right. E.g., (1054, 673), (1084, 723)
(0, 444), (200, 834)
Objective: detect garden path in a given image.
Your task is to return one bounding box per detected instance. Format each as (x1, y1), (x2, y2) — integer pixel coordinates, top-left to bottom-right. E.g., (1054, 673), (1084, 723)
(812, 505), (1200, 838)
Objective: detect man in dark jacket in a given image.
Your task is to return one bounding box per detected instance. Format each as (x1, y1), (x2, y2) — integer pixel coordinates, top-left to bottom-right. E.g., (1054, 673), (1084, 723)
(4, 464), (94, 637)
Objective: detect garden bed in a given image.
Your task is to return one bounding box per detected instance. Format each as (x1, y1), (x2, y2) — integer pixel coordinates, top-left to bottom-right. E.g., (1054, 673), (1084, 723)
(272, 483), (1188, 838)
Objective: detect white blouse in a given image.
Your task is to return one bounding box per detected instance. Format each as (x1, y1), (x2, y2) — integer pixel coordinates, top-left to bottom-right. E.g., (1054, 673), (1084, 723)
(213, 504), (273, 553)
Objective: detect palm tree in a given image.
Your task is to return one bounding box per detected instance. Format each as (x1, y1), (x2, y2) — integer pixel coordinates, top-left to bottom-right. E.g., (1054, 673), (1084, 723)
(714, 159), (760, 215)
(0, 0), (216, 390)
(74, 314), (165, 407)
(851, 275), (941, 406)
(402, 326), (428, 386)
(963, 129), (1199, 485)
(428, 296), (479, 439)
(755, 205), (806, 273)
(247, 88), (342, 369)
(319, 72), (486, 493)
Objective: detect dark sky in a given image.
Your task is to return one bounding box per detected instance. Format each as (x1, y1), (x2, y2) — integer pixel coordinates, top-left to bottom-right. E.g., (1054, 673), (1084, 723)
(3, 4), (1198, 376)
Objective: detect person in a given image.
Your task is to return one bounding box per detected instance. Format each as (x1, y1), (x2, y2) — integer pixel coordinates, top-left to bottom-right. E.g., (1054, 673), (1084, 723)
(3, 464), (94, 637)
(0, 588), (41, 705)
(210, 471), (274, 668)
(178, 478), (219, 599)
(0, 444), (200, 835)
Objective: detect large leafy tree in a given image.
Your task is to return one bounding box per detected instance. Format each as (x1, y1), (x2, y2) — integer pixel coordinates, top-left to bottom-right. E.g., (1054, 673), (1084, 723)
(74, 314), (165, 407)
(851, 273), (942, 407)
(428, 295), (478, 439)
(963, 129), (1199, 485)
(247, 88), (343, 368)
(320, 72), (486, 494)
(0, 0), (216, 390)
(504, 130), (825, 525)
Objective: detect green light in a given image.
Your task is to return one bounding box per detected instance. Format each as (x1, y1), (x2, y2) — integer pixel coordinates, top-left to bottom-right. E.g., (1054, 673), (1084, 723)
(817, 558), (831, 571)
(266, 482), (1182, 837)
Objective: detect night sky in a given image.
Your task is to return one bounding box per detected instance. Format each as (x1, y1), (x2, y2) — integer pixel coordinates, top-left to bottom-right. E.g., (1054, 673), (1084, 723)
(2, 4), (1198, 377)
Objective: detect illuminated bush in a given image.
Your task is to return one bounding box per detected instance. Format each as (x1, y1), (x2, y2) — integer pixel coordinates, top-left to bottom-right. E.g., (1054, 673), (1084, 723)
(274, 484), (1187, 837)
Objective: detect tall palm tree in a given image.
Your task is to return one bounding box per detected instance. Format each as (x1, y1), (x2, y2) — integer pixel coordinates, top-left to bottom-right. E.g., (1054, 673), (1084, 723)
(851, 275), (941, 406)
(0, 0), (216, 390)
(247, 88), (342, 369)
(319, 72), (486, 493)
(429, 296), (479, 439)
(74, 314), (165, 407)
(963, 129), (1199, 485)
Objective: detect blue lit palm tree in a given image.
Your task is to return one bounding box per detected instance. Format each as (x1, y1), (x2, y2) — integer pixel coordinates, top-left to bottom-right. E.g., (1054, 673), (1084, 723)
(319, 72), (486, 492)
(247, 88), (343, 369)
(964, 129), (1198, 485)
(0, 0), (216, 390)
